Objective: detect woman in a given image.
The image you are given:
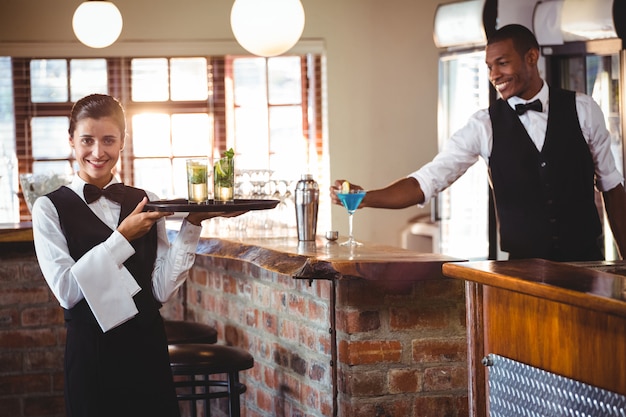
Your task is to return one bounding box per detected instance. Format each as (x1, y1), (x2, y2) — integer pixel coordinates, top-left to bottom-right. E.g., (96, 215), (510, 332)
(32, 94), (237, 417)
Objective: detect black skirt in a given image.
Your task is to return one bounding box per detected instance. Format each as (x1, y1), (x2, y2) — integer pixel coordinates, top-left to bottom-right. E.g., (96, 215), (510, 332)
(64, 312), (179, 417)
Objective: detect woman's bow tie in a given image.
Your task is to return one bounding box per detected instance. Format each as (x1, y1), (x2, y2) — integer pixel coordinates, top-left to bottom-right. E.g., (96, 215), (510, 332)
(83, 183), (126, 204)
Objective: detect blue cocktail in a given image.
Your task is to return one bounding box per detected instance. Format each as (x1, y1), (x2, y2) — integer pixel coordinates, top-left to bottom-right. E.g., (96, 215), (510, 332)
(337, 190), (366, 246)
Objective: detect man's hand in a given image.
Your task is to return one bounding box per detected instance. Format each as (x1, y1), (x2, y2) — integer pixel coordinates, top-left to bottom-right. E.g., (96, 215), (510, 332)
(117, 197), (173, 241)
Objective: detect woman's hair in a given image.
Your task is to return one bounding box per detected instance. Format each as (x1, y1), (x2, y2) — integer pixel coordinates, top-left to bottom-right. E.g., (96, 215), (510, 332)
(68, 94), (126, 137)
(487, 24), (540, 58)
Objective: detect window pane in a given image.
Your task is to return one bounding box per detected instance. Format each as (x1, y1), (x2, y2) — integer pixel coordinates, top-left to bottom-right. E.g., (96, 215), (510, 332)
(32, 160), (73, 176)
(0, 56), (17, 222)
(171, 58), (208, 101)
(133, 158), (173, 198)
(171, 113), (212, 156)
(269, 106), (305, 179)
(131, 58), (169, 101)
(131, 113), (171, 157)
(172, 157), (189, 198)
(234, 107), (268, 170)
(268, 56), (302, 105)
(233, 58), (267, 105)
(32, 117), (71, 159)
(30, 59), (68, 103)
(70, 59), (108, 102)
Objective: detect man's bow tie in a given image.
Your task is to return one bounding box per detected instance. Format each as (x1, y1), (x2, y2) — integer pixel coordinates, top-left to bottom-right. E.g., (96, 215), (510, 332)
(84, 183), (126, 204)
(515, 99), (543, 115)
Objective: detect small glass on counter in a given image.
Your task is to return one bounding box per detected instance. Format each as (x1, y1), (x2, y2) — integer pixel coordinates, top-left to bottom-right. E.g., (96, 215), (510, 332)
(186, 158), (211, 204)
(214, 150), (235, 204)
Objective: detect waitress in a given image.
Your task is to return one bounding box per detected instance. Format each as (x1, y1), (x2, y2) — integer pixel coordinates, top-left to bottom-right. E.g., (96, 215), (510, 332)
(32, 94), (240, 417)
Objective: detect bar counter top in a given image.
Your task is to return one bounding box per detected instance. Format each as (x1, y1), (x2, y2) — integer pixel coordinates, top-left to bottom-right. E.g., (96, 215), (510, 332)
(443, 258), (626, 318)
(194, 233), (462, 281)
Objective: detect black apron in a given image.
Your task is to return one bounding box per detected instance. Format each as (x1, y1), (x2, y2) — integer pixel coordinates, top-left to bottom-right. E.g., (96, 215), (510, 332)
(47, 185), (179, 417)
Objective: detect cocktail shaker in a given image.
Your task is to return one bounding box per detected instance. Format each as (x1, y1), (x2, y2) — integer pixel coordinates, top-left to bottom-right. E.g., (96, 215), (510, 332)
(295, 174), (319, 241)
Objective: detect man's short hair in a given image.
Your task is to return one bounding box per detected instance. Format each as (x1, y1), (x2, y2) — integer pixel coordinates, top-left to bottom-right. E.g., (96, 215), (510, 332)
(487, 24), (540, 57)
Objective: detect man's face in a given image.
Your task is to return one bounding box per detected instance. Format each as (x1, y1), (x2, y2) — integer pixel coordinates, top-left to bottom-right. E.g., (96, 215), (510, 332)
(486, 38), (539, 101)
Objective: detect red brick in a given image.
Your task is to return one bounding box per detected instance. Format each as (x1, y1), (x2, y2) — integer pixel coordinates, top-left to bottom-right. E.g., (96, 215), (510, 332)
(21, 306), (64, 327)
(415, 395), (462, 417)
(338, 309), (380, 333)
(255, 387), (274, 413)
(287, 293), (306, 318)
(0, 328), (57, 348)
(0, 287), (50, 305)
(279, 317), (298, 342)
(423, 365), (468, 392)
(24, 394), (65, 416)
(24, 349), (64, 371)
(413, 338), (467, 364)
(340, 397), (412, 417)
(307, 298), (328, 325)
(338, 340), (402, 365)
(261, 311), (277, 336)
(190, 266), (208, 286)
(0, 397), (20, 417)
(336, 280), (387, 307)
(0, 308), (18, 328)
(0, 351), (22, 372)
(302, 382), (320, 409)
(342, 370), (385, 396)
(0, 263), (20, 283)
(0, 374), (50, 395)
(389, 306), (449, 331)
(389, 368), (422, 394)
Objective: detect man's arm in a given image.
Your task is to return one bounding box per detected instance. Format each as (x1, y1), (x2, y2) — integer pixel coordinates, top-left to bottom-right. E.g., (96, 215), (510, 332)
(602, 183), (626, 258)
(331, 177), (425, 209)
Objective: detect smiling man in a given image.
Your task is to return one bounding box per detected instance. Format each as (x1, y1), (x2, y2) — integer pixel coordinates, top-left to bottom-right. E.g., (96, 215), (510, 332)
(331, 24), (626, 262)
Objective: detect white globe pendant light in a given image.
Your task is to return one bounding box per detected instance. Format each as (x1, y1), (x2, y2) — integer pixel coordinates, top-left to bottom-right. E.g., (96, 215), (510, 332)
(230, 0), (305, 57)
(72, 1), (123, 48)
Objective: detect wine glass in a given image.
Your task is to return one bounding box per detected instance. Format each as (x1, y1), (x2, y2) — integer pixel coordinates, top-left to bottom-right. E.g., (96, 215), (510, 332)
(337, 189), (367, 246)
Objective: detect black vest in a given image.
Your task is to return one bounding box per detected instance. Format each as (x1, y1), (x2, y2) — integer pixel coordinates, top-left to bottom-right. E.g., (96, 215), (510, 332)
(47, 185), (160, 327)
(488, 88), (603, 261)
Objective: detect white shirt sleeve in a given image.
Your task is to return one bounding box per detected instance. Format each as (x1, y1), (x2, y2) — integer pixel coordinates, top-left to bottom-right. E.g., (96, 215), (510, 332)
(32, 194), (139, 332)
(409, 108), (491, 204)
(150, 218), (202, 303)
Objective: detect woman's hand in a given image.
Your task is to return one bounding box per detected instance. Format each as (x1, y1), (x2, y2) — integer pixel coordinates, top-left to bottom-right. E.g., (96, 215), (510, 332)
(117, 197), (173, 241)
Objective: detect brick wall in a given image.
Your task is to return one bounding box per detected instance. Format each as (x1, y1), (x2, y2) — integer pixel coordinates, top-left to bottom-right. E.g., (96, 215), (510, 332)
(0, 244), (65, 417)
(188, 253), (469, 417)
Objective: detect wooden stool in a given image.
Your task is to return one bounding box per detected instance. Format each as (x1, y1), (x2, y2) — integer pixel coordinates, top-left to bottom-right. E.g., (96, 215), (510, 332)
(168, 343), (254, 417)
(164, 320), (218, 345)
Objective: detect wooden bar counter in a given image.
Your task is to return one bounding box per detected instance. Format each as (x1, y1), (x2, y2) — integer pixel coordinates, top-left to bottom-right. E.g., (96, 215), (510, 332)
(183, 234), (469, 417)
(442, 258), (626, 417)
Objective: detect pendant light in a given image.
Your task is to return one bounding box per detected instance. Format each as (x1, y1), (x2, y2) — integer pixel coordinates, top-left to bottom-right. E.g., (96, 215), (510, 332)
(72, 1), (123, 48)
(230, 0), (305, 57)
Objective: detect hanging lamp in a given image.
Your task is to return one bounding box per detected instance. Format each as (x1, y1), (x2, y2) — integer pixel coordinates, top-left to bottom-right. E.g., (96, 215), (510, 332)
(72, 1), (123, 48)
(230, 0), (305, 57)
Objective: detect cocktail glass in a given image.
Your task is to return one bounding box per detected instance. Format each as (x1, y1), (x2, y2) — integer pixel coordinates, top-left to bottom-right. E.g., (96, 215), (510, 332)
(214, 156), (234, 203)
(186, 158), (210, 204)
(337, 190), (366, 246)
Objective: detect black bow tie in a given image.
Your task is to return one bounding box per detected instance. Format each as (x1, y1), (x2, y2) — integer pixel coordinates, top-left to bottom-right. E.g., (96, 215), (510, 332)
(515, 99), (543, 115)
(84, 183), (126, 204)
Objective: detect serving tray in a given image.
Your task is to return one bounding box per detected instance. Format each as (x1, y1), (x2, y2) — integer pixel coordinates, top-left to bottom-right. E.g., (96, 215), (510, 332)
(145, 198), (279, 212)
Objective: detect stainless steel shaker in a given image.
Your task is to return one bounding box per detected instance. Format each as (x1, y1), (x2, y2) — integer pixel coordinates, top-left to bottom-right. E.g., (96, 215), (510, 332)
(295, 174), (319, 241)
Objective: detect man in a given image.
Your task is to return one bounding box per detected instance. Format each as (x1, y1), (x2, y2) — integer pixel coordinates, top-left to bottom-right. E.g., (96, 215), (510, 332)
(333, 24), (626, 262)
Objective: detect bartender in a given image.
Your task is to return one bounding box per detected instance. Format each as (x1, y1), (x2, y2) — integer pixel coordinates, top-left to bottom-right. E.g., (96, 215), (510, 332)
(332, 24), (626, 262)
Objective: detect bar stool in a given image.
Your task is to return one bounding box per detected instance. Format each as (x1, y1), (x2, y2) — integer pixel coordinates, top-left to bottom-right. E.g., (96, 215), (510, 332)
(168, 343), (254, 417)
(164, 320), (218, 345)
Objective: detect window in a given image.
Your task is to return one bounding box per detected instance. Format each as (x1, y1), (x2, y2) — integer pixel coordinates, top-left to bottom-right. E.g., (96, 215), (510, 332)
(4, 54), (326, 223)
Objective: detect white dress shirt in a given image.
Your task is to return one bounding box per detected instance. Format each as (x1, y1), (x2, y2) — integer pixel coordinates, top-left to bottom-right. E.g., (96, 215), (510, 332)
(411, 82), (623, 204)
(32, 175), (202, 332)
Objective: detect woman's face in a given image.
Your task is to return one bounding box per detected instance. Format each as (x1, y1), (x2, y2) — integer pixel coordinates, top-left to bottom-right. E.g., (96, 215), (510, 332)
(70, 116), (124, 188)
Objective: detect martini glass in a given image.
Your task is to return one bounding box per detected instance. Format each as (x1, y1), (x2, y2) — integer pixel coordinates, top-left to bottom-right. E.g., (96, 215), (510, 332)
(337, 190), (367, 246)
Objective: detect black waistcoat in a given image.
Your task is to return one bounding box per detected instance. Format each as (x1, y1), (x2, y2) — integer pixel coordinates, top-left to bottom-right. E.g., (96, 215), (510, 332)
(488, 88), (603, 261)
(47, 185), (160, 327)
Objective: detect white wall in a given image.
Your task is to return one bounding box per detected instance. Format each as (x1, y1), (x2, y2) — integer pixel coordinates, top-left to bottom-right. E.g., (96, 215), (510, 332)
(0, 0), (452, 248)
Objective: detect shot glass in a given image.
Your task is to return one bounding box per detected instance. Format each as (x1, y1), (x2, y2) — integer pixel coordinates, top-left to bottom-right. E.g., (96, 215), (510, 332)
(214, 156), (234, 203)
(186, 158), (210, 204)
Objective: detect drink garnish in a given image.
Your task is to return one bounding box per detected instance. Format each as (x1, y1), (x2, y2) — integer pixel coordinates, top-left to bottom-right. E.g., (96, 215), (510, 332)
(341, 181), (350, 193)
